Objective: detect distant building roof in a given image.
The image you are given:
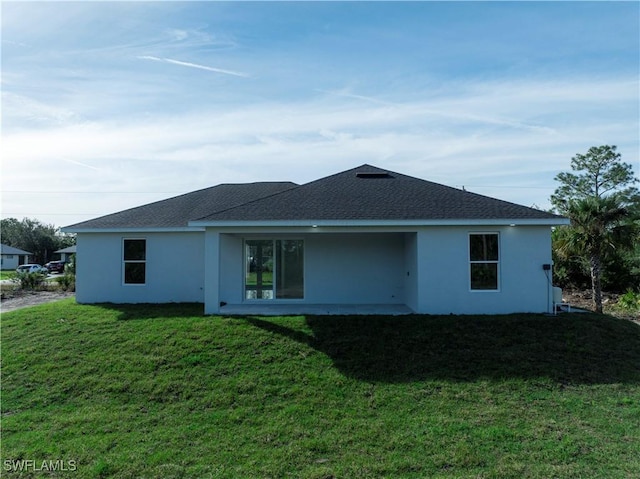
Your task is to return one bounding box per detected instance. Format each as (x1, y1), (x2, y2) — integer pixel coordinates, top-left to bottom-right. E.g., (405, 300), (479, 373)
(55, 245), (77, 254)
(0, 244), (33, 255)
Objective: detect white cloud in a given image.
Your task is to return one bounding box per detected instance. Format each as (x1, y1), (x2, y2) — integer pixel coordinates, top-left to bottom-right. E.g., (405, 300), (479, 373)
(166, 29), (189, 42)
(1, 92), (82, 127)
(2, 75), (638, 226)
(138, 55), (249, 77)
(62, 159), (103, 172)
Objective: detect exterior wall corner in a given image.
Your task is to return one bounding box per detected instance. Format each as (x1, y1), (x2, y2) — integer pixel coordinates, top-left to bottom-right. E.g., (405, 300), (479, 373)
(204, 230), (221, 314)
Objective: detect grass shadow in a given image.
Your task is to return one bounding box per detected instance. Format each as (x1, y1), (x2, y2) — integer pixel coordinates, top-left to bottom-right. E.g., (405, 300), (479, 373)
(245, 313), (640, 385)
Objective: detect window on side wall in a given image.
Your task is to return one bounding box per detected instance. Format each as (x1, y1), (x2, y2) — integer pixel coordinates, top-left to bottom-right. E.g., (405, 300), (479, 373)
(469, 233), (499, 291)
(123, 238), (146, 285)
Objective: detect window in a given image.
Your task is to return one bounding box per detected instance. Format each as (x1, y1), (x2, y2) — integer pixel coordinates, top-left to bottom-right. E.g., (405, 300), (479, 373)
(245, 239), (304, 299)
(469, 233), (499, 290)
(123, 239), (146, 284)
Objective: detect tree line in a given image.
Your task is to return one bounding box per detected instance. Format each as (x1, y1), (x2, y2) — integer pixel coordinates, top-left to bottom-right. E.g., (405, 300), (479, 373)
(1, 218), (75, 265)
(551, 145), (639, 313)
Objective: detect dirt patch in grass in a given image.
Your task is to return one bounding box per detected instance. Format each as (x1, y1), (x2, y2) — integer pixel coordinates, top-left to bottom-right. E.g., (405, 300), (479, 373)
(563, 289), (640, 324)
(0, 289), (75, 312)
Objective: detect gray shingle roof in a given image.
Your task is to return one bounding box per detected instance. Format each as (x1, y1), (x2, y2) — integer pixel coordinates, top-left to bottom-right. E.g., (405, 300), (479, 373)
(0, 244), (33, 255)
(65, 182), (298, 229)
(65, 164), (562, 230)
(55, 246), (77, 254)
(195, 164), (562, 222)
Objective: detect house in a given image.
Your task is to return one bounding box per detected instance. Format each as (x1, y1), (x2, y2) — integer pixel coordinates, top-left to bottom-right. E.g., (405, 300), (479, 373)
(54, 245), (77, 262)
(63, 164), (568, 315)
(0, 244), (33, 270)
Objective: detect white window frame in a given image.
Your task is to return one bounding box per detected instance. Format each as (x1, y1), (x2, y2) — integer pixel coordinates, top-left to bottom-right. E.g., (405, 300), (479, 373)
(122, 238), (146, 286)
(469, 232), (500, 292)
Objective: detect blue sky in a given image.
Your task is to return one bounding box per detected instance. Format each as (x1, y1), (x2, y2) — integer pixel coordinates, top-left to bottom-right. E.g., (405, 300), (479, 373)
(2, 1), (638, 228)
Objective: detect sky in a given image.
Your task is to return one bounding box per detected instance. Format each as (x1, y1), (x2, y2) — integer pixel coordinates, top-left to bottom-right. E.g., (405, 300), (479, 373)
(2, 1), (639, 229)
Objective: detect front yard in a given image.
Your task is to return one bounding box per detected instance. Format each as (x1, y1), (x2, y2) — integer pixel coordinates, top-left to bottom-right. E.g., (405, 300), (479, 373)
(0, 270), (16, 281)
(2, 300), (639, 478)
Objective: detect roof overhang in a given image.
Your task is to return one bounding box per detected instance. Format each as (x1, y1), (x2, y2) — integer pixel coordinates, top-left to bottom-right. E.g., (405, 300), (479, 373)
(189, 218), (570, 228)
(62, 226), (206, 234)
(63, 218), (569, 234)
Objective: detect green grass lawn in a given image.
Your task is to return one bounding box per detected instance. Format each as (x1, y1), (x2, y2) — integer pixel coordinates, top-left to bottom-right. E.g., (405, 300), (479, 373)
(2, 301), (639, 478)
(0, 270), (16, 280)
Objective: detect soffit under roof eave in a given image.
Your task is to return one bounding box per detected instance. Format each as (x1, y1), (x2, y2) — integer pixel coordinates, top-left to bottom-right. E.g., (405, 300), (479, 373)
(189, 218), (570, 228)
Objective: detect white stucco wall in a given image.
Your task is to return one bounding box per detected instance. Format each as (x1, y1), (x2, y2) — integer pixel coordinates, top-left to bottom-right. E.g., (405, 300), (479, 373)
(1, 255), (21, 270)
(403, 233), (419, 311)
(209, 227), (553, 314)
(219, 234), (243, 305)
(76, 225), (553, 315)
(416, 226), (553, 314)
(76, 232), (205, 304)
(215, 232), (406, 308)
(304, 233), (406, 304)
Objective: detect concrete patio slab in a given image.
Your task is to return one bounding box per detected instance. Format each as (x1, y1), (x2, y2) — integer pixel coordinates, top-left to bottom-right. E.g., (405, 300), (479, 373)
(219, 303), (414, 316)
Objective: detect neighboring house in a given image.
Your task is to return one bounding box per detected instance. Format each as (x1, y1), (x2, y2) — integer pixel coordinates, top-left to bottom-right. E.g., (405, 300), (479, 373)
(0, 244), (33, 270)
(54, 245), (77, 262)
(63, 164), (568, 315)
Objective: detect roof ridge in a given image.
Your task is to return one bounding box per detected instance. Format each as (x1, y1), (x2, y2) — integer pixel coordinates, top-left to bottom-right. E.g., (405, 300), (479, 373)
(64, 181), (299, 229)
(217, 181), (298, 187)
(188, 182), (300, 221)
(63, 183), (232, 229)
(194, 163), (563, 222)
(188, 165), (381, 221)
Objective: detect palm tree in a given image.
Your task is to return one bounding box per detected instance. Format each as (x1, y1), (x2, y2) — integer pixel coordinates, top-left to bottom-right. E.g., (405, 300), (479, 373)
(562, 196), (631, 313)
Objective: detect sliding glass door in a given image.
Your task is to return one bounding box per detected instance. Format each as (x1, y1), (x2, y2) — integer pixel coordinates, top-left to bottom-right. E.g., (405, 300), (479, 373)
(245, 239), (303, 300)
(275, 240), (304, 299)
(245, 240), (274, 299)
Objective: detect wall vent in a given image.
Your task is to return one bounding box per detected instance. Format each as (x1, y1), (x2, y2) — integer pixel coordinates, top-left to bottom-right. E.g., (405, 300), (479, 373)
(356, 171), (392, 179)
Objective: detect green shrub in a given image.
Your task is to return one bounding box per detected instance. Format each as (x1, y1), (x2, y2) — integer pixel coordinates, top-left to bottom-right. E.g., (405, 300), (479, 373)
(64, 254), (76, 275)
(617, 290), (640, 313)
(12, 272), (46, 290)
(57, 273), (76, 292)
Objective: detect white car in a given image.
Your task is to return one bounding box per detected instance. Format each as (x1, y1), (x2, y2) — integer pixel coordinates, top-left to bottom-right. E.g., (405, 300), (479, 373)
(16, 264), (48, 274)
